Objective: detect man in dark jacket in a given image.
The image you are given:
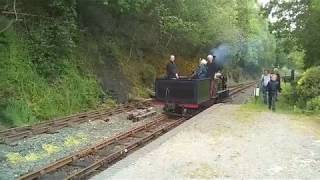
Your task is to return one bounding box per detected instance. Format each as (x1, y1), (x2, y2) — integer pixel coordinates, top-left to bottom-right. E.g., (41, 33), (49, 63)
(267, 74), (281, 111)
(207, 54), (218, 97)
(166, 55), (179, 79)
(207, 55), (218, 78)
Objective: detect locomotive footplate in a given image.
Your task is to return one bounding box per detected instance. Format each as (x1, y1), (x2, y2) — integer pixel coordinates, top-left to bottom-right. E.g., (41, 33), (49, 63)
(163, 103), (194, 118)
(217, 89), (229, 99)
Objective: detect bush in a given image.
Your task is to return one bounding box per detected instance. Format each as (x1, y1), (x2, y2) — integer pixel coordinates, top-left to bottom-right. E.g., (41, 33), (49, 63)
(306, 96), (320, 112)
(140, 64), (156, 87)
(296, 66), (320, 108)
(281, 83), (297, 106)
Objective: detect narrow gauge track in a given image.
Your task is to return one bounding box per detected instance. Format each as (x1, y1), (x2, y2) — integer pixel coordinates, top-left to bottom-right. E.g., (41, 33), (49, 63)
(19, 81), (256, 180)
(229, 81), (257, 96)
(0, 102), (151, 144)
(19, 115), (185, 180)
(1, 82), (253, 144)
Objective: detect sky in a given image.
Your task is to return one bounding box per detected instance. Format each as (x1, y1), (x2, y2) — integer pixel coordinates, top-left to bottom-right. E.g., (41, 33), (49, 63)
(257, 0), (278, 23)
(258, 0), (270, 6)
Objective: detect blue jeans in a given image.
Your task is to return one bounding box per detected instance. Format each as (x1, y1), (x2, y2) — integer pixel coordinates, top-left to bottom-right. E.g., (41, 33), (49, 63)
(262, 86), (268, 104)
(268, 92), (276, 111)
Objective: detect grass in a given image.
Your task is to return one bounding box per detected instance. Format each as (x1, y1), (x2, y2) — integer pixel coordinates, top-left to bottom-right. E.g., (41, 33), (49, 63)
(0, 31), (108, 127)
(232, 98), (266, 123)
(241, 82), (304, 115)
(242, 96), (299, 115)
(241, 88), (320, 125)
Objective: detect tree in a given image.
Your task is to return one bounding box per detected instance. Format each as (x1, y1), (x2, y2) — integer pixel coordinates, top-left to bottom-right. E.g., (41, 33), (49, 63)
(265, 0), (320, 69)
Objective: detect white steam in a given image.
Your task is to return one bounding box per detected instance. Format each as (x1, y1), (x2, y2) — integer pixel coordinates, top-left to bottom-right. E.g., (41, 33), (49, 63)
(210, 44), (233, 65)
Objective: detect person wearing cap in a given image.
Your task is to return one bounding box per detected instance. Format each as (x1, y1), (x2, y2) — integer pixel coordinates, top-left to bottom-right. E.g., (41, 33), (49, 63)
(195, 59), (208, 79)
(207, 54), (218, 97)
(166, 55), (179, 79)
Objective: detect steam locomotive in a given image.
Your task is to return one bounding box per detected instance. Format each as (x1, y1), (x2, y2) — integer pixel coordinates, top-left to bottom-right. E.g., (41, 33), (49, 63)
(155, 76), (229, 116)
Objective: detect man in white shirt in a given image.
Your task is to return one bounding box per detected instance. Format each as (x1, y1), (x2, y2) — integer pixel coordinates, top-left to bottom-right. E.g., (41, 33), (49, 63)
(261, 70), (271, 104)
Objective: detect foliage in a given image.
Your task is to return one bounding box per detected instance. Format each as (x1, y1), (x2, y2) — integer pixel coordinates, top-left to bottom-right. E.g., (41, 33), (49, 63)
(18, 0), (79, 80)
(281, 82), (298, 106)
(140, 64), (156, 88)
(306, 96), (320, 112)
(265, 0), (320, 69)
(296, 66), (320, 107)
(280, 67), (320, 113)
(0, 32), (102, 126)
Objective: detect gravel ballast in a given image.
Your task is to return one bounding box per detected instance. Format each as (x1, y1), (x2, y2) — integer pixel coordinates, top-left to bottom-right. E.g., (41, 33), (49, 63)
(0, 106), (162, 180)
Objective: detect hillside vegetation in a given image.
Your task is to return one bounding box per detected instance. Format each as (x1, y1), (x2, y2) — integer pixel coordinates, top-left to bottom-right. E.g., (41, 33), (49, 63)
(0, 0), (276, 126)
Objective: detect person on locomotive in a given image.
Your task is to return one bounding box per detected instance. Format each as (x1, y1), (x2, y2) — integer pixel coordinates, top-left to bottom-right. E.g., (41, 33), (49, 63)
(207, 54), (219, 97)
(195, 59), (208, 79)
(166, 55), (179, 79)
(207, 55), (218, 78)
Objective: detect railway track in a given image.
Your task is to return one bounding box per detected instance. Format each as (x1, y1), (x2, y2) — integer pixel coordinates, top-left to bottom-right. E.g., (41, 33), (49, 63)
(18, 81), (256, 180)
(0, 81), (254, 144)
(229, 81), (257, 96)
(0, 102), (151, 144)
(19, 114), (184, 180)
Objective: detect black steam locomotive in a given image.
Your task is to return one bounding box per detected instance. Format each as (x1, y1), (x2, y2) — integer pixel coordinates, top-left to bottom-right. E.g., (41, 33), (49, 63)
(155, 77), (228, 116)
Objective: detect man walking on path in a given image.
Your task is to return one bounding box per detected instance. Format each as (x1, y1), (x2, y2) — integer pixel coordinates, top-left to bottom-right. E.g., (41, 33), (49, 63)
(267, 74), (281, 111)
(261, 70), (270, 104)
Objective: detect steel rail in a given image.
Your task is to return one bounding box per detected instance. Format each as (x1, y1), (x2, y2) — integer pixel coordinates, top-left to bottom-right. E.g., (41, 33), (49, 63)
(0, 102), (151, 144)
(229, 81), (257, 96)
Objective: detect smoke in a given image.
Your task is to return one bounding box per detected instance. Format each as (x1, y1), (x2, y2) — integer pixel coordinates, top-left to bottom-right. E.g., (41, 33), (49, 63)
(210, 44), (233, 65)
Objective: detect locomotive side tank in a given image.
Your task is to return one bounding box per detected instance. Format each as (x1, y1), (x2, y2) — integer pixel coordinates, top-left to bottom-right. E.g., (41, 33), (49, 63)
(155, 78), (214, 115)
(155, 78), (210, 106)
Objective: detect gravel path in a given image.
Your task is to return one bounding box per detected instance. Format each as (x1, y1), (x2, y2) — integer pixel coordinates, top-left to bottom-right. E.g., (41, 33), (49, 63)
(0, 106), (162, 180)
(93, 104), (320, 179)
